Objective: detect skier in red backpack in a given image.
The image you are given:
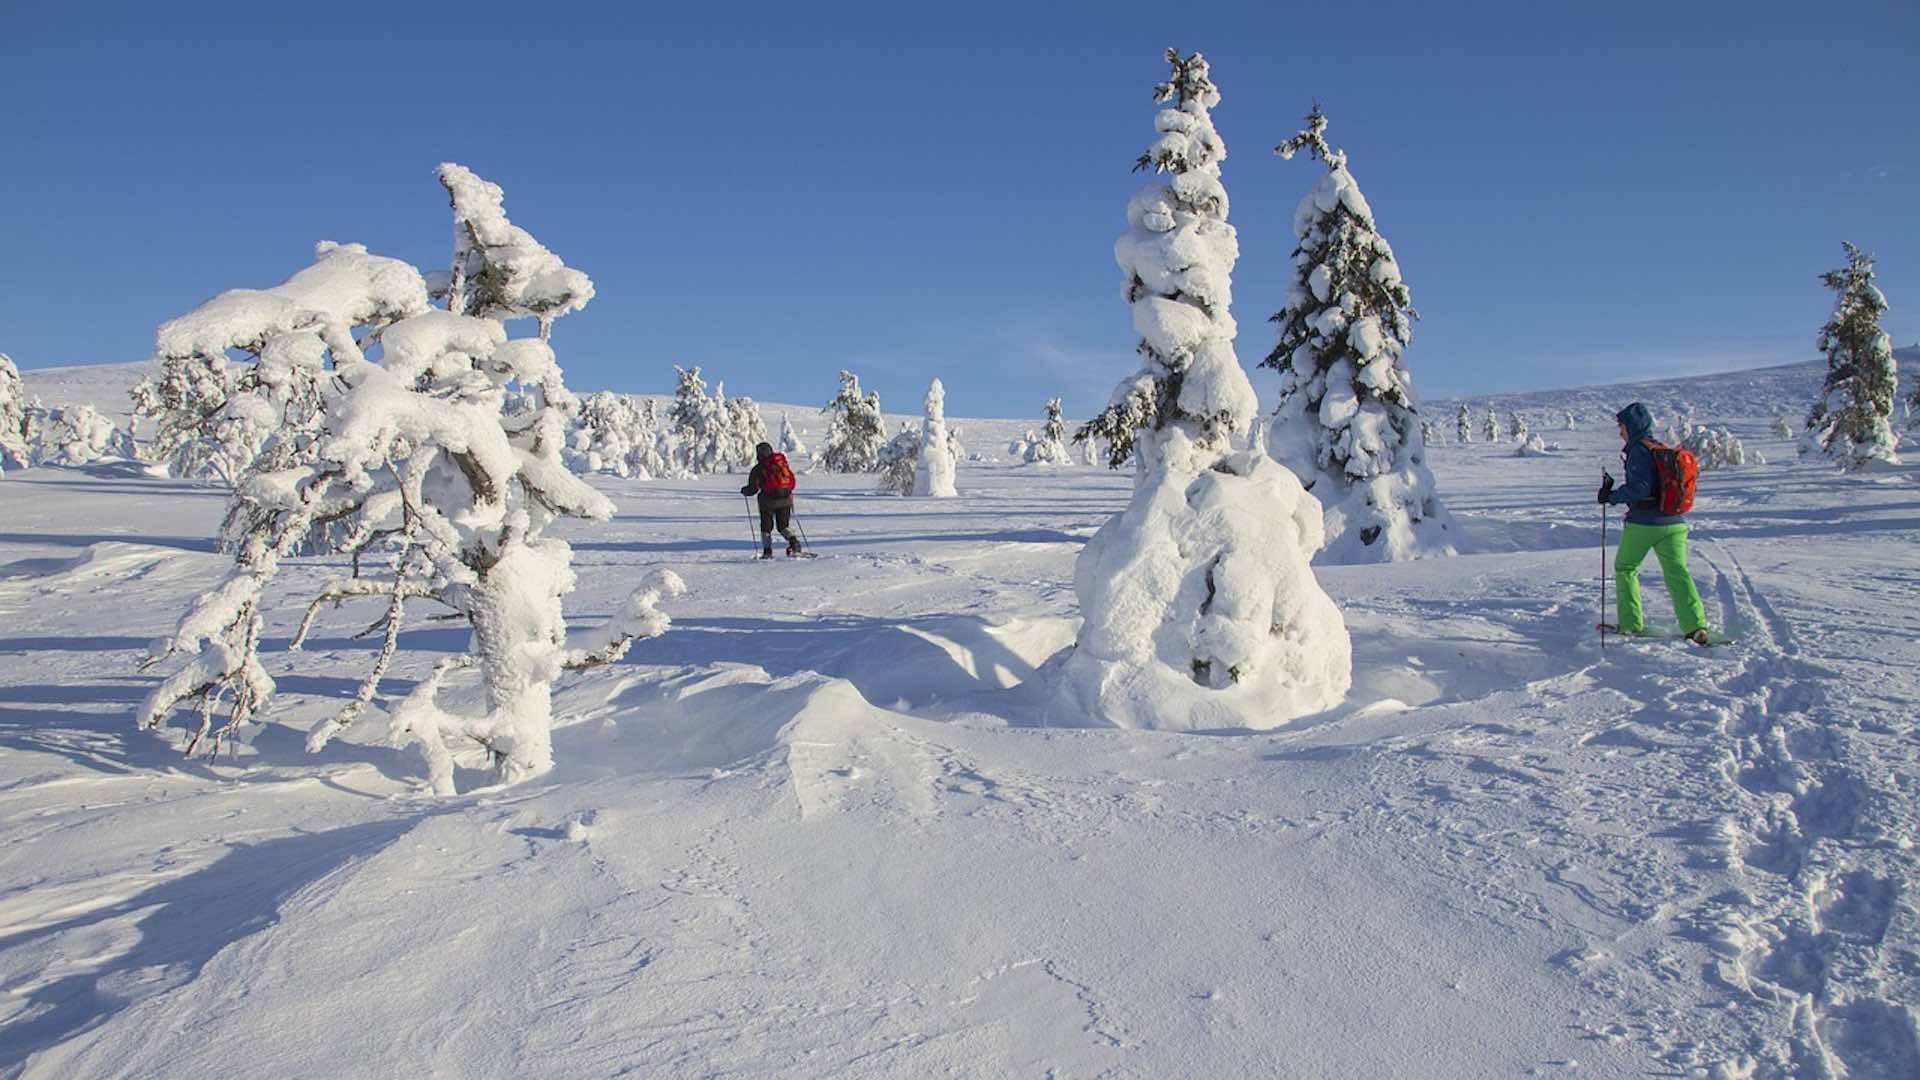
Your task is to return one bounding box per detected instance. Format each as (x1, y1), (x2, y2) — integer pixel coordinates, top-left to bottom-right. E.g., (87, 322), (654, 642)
(741, 441), (803, 558)
(1598, 402), (1712, 645)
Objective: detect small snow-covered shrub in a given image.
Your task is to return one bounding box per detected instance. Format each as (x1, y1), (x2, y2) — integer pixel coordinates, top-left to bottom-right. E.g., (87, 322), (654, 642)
(875, 429), (919, 495)
(1512, 435), (1556, 457)
(32, 402), (134, 466)
(1054, 50), (1349, 732)
(1802, 243), (1900, 469)
(139, 164), (682, 794)
(1680, 423), (1748, 469)
(1262, 104), (1456, 564)
(819, 369), (886, 472)
(1024, 398), (1073, 464)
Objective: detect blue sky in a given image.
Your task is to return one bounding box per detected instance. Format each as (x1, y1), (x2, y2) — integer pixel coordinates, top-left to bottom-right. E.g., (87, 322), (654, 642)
(3, 0), (1915, 418)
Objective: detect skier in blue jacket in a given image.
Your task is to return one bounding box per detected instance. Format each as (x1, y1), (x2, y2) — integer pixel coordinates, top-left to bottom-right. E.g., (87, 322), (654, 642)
(1599, 402), (1711, 644)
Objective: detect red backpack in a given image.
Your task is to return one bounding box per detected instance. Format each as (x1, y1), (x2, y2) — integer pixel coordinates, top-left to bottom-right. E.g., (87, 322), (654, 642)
(761, 452), (796, 493)
(1641, 438), (1697, 515)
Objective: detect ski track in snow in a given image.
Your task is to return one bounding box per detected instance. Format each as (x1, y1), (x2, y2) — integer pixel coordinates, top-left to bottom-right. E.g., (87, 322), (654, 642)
(1, 371), (1917, 1077)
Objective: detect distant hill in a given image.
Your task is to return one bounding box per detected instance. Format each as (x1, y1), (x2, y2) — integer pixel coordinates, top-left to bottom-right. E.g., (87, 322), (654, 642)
(20, 349), (1918, 442)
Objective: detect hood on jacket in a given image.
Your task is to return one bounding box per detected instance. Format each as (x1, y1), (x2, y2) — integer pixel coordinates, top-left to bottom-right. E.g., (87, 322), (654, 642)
(1616, 402), (1655, 441)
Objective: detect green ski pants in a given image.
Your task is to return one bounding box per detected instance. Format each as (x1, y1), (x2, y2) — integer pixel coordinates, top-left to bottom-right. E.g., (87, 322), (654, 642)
(1614, 522), (1707, 635)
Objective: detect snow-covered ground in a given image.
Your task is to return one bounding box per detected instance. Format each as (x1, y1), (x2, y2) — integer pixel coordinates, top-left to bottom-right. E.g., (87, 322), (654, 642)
(2, 361), (1916, 1077)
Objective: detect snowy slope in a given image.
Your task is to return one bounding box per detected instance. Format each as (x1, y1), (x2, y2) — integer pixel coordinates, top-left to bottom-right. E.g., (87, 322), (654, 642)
(1, 362), (1916, 1077)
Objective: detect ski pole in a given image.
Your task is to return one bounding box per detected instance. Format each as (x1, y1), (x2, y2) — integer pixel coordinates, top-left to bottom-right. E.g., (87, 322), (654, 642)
(1599, 494), (1608, 651)
(794, 515), (811, 555)
(743, 496), (761, 553)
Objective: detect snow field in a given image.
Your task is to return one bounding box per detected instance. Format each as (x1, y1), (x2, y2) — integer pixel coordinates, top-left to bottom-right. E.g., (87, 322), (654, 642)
(0, 364), (1916, 1076)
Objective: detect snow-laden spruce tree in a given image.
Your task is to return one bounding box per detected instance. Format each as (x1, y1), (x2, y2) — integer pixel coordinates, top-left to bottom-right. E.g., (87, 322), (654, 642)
(133, 242), (430, 487)
(139, 164), (683, 794)
(1564, 410), (1577, 431)
(1771, 411), (1793, 439)
(1509, 411), (1529, 444)
(819, 369), (886, 472)
(669, 365), (729, 474)
(0, 354), (28, 475)
(1420, 417), (1438, 446)
(778, 411), (807, 458)
(913, 377), (958, 497)
(1483, 407), (1500, 444)
(875, 427), (919, 495)
(725, 392), (770, 471)
(1455, 404), (1472, 443)
(1262, 104), (1456, 563)
(1801, 243), (1900, 468)
(1023, 397), (1074, 464)
(1052, 50), (1350, 732)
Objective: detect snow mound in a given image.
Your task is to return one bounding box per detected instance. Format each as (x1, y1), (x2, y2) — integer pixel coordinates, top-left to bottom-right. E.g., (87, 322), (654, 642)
(1050, 448), (1350, 730)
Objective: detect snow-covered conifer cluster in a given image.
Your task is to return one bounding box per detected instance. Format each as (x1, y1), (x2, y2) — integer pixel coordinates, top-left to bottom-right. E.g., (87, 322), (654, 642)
(1680, 422), (1753, 469)
(819, 370), (886, 473)
(1801, 243), (1900, 469)
(138, 164), (683, 794)
(669, 366), (731, 475)
(1054, 51), (1349, 732)
(31, 403), (134, 466)
(1262, 104), (1456, 563)
(567, 391), (664, 478)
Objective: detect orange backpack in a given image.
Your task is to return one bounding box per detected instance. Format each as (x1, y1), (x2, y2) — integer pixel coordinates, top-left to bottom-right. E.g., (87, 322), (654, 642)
(1641, 438), (1697, 514)
(762, 452), (796, 492)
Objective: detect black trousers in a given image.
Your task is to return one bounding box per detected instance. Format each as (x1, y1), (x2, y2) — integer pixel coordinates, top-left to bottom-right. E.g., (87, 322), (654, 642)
(758, 501), (794, 535)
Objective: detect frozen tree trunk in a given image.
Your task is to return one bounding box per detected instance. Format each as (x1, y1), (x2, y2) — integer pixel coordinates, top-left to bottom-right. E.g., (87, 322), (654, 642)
(1052, 50), (1350, 732)
(913, 378), (957, 497)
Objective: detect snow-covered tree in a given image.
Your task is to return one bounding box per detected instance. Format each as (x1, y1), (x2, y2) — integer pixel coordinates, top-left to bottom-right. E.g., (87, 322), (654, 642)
(1564, 410), (1577, 431)
(778, 412), (807, 458)
(1771, 411), (1793, 439)
(1508, 412), (1529, 444)
(1801, 243), (1900, 468)
(32, 403), (133, 466)
(1261, 104), (1456, 563)
(668, 365), (729, 475)
(1420, 418), (1438, 446)
(914, 378), (957, 497)
(1683, 423), (1749, 469)
(1483, 408), (1500, 444)
(133, 242), (430, 488)
(1053, 50), (1350, 732)
(724, 392), (770, 472)
(568, 391), (654, 478)
(875, 428), (919, 495)
(138, 163), (682, 794)
(1024, 397), (1074, 464)
(819, 369), (886, 473)
(1455, 404), (1472, 444)
(0, 354), (27, 475)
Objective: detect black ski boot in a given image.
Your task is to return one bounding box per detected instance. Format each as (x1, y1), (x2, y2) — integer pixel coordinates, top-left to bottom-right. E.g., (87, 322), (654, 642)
(785, 535), (803, 558)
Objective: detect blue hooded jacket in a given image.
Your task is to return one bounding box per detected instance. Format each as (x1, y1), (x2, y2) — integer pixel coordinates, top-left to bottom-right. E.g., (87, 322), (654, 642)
(1608, 402), (1683, 526)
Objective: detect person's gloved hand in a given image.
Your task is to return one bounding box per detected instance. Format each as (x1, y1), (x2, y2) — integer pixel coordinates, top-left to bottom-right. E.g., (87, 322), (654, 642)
(740, 485), (753, 496)
(1597, 472), (1614, 504)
